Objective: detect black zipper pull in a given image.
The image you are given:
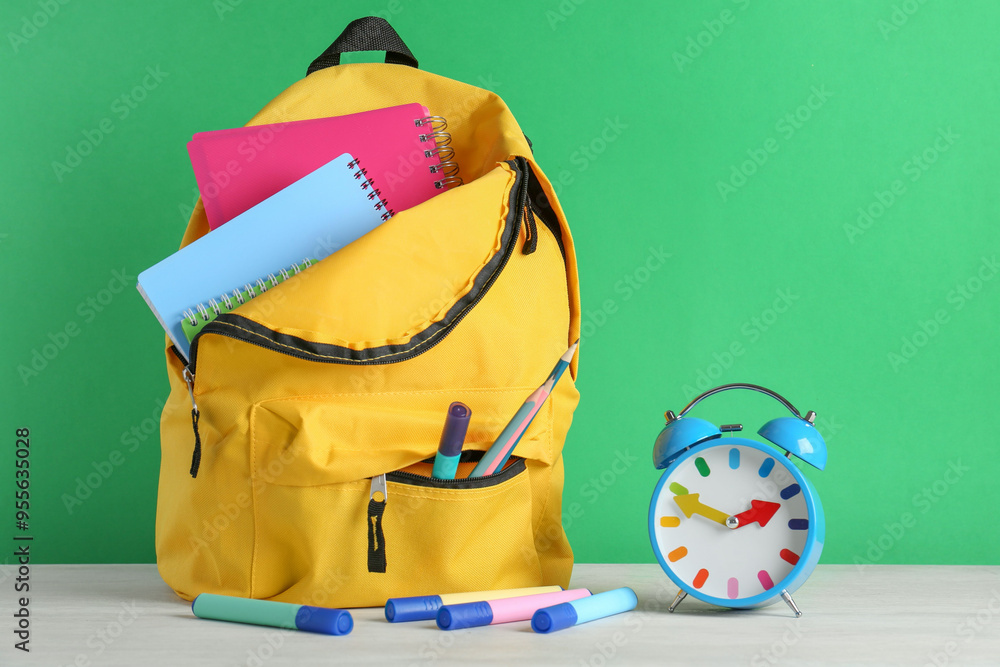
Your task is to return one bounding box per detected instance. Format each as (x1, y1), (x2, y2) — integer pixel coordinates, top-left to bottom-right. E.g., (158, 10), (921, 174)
(522, 203), (538, 255)
(367, 474), (387, 573)
(516, 157), (538, 255)
(183, 367), (202, 478)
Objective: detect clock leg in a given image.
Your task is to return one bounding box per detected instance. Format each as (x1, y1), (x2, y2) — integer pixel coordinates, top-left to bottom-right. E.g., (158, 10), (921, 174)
(668, 590), (687, 613)
(780, 590), (802, 617)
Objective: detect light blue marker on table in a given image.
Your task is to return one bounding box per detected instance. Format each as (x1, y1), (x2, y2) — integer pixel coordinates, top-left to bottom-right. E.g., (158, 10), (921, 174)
(192, 593), (353, 636)
(531, 587), (638, 633)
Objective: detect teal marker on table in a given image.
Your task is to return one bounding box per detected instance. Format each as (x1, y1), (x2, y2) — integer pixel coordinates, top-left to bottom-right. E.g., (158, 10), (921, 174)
(191, 593), (353, 635)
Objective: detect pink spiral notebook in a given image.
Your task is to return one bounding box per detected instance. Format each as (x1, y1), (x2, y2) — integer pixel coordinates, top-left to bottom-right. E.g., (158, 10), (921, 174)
(188, 103), (461, 229)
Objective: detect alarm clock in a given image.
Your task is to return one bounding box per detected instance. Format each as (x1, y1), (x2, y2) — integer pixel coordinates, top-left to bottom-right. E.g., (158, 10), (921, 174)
(648, 383), (827, 617)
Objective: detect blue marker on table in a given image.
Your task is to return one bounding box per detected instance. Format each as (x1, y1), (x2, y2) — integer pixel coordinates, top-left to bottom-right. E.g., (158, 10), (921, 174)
(432, 402), (471, 480)
(192, 593), (353, 635)
(385, 586), (563, 622)
(531, 587), (637, 633)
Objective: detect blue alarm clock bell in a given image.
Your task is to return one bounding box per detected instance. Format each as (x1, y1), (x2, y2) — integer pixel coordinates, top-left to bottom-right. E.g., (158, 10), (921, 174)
(648, 383), (827, 617)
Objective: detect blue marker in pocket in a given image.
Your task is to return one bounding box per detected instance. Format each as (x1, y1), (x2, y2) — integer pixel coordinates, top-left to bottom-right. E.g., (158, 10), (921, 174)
(432, 402), (471, 479)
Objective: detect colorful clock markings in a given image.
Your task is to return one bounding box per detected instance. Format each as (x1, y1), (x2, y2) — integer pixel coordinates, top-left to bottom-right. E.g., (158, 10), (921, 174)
(667, 546), (688, 562)
(669, 482), (688, 496)
(788, 518), (809, 530)
(758, 458), (775, 478)
(727, 578), (739, 599)
(693, 568), (709, 589)
(780, 549), (800, 565)
(694, 456), (711, 477)
(780, 483), (801, 500)
(729, 447), (740, 469)
(660, 516), (681, 527)
(757, 570), (774, 590)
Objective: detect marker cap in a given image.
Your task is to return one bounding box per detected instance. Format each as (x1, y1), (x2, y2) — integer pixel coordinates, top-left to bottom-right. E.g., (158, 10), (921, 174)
(385, 595), (443, 622)
(437, 601), (493, 630)
(295, 606), (353, 635)
(531, 602), (578, 633)
(438, 402), (471, 457)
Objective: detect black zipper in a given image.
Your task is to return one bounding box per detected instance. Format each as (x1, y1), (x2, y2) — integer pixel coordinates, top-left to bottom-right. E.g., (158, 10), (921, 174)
(388, 453), (526, 489)
(185, 158), (530, 373)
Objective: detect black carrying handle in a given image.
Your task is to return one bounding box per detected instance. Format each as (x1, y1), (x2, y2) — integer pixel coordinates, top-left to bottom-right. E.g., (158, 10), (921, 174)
(306, 17), (417, 75)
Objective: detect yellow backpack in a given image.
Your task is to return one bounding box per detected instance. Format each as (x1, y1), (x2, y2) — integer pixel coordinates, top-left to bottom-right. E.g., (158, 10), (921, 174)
(155, 17), (581, 608)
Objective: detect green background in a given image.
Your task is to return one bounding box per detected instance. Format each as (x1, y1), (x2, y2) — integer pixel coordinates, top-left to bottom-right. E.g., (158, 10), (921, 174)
(1, 0), (997, 568)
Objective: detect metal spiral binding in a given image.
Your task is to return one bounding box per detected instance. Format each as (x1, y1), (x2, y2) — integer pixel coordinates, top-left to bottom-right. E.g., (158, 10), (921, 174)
(182, 259), (311, 326)
(347, 157), (394, 221)
(414, 115), (448, 131)
(415, 115), (463, 189)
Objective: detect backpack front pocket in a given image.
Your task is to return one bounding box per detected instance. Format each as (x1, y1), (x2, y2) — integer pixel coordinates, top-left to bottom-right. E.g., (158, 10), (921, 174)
(248, 390), (551, 607)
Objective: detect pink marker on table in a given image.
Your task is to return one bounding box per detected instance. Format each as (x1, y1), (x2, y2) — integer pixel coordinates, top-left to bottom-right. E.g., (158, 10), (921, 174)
(436, 588), (591, 630)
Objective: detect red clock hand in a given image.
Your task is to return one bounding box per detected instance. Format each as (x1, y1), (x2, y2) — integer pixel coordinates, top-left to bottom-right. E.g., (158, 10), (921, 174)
(730, 500), (780, 529)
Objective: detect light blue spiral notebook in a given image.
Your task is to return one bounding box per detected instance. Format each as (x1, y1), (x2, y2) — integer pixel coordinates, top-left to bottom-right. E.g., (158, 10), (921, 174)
(137, 153), (391, 362)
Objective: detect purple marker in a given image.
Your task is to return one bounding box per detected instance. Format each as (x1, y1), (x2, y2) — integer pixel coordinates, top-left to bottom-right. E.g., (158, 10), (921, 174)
(432, 402), (471, 479)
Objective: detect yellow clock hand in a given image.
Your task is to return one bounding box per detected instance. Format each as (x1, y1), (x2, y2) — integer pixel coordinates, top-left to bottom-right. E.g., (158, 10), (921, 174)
(673, 493), (730, 526)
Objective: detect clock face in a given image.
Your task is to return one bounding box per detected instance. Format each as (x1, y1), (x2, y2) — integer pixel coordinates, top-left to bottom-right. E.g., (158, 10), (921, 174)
(649, 438), (821, 607)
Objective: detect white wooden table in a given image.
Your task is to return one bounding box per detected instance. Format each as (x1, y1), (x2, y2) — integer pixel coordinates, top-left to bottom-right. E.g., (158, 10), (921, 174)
(2, 564), (998, 666)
